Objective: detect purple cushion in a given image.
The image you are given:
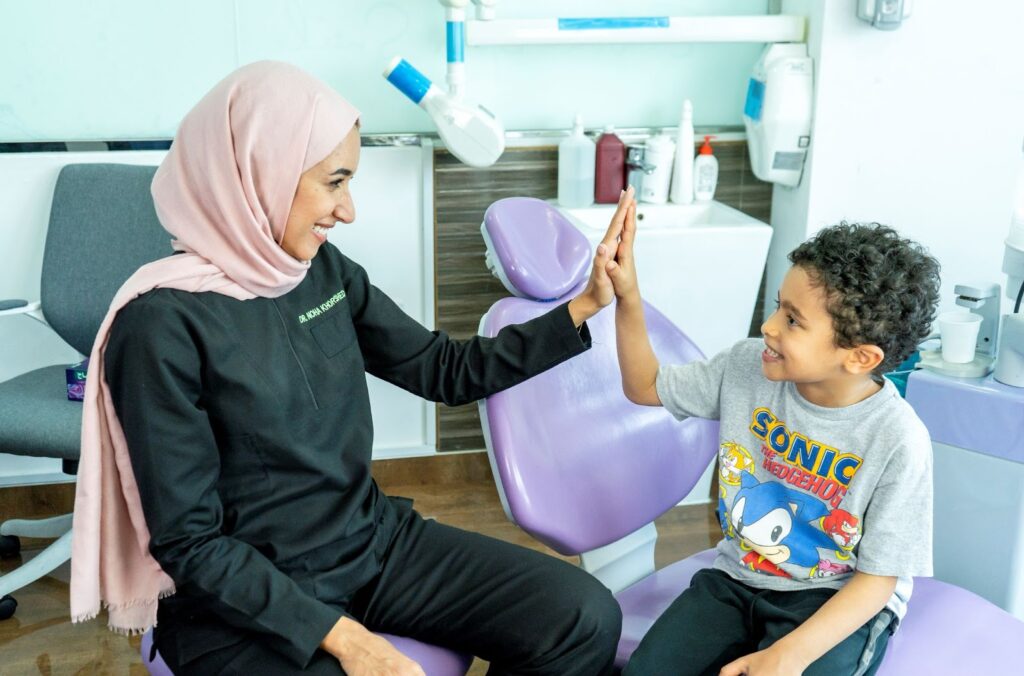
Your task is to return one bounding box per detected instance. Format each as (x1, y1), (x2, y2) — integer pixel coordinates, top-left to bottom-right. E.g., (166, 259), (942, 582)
(482, 197), (591, 301)
(378, 634), (473, 675)
(610, 551), (1024, 672)
(141, 629), (471, 675)
(877, 577), (1024, 675)
(613, 549), (717, 667)
(481, 296), (717, 555)
(141, 629), (173, 676)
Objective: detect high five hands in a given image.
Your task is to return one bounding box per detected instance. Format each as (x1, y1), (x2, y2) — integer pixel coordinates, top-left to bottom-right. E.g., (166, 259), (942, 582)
(604, 186), (640, 303)
(568, 185), (640, 326)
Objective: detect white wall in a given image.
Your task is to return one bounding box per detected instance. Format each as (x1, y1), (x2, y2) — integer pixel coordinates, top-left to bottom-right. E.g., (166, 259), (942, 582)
(768, 1), (1024, 324)
(0, 0), (769, 141)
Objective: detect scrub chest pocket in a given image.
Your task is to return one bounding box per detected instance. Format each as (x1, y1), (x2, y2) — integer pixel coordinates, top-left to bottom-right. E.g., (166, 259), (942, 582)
(301, 309), (366, 408)
(310, 312), (358, 358)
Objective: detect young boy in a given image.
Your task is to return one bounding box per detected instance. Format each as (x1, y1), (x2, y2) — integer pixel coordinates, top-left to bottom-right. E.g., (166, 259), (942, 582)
(608, 209), (941, 676)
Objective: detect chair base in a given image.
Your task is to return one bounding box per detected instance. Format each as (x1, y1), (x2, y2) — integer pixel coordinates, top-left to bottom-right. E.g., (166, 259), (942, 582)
(0, 534), (20, 558)
(0, 520), (72, 602)
(0, 595), (16, 620)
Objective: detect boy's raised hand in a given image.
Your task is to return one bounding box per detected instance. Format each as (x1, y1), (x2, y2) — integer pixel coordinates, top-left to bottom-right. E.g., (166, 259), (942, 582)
(605, 197), (640, 302)
(568, 186), (636, 325)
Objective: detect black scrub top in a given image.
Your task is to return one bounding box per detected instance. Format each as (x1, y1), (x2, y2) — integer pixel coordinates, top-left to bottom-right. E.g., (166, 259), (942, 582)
(104, 243), (591, 668)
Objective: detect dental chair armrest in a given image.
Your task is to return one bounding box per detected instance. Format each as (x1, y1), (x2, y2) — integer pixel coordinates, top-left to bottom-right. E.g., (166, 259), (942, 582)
(0, 300), (48, 327)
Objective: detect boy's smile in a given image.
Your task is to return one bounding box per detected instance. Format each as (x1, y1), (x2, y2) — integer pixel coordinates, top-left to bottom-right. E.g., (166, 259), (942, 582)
(760, 266), (883, 407)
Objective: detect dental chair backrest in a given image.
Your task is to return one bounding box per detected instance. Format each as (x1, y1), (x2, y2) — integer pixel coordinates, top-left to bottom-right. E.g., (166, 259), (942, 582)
(478, 197), (719, 583)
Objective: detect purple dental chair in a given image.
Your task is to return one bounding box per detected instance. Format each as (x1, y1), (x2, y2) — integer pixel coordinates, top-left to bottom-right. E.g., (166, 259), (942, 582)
(478, 196), (1024, 673)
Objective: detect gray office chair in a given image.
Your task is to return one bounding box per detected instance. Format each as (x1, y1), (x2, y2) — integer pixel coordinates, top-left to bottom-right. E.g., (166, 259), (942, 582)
(0, 163), (172, 620)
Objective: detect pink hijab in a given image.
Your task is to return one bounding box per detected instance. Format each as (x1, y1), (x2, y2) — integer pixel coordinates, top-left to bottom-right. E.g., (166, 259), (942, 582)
(69, 61), (360, 633)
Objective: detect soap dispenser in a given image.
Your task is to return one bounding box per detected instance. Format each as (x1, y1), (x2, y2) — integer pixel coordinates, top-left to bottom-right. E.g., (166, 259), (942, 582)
(693, 135), (719, 202)
(557, 114), (596, 208)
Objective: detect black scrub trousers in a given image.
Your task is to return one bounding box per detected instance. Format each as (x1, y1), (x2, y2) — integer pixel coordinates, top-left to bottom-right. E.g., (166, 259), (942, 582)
(105, 245), (620, 675)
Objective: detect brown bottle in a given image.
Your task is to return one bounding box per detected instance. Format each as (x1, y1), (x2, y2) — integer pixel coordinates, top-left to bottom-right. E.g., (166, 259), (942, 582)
(594, 126), (626, 203)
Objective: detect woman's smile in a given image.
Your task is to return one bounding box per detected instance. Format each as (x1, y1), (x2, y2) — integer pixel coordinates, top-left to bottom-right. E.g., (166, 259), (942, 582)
(312, 222), (334, 243)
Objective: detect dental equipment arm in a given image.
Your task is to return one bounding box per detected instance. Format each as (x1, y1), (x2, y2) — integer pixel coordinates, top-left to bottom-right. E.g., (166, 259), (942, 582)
(383, 57), (504, 168)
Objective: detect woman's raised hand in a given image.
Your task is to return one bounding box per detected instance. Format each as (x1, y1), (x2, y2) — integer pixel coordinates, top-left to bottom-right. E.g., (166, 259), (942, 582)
(567, 185), (636, 326)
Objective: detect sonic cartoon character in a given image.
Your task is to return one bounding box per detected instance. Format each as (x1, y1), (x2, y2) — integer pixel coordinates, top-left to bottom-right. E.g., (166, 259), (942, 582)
(730, 471), (837, 578)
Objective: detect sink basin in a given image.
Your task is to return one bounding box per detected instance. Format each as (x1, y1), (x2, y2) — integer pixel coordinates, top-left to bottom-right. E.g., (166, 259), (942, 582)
(562, 200), (768, 233)
(557, 200), (772, 359)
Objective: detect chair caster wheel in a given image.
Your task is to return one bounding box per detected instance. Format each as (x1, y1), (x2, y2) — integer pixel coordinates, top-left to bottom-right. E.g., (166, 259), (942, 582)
(0, 534), (20, 558)
(0, 595), (16, 620)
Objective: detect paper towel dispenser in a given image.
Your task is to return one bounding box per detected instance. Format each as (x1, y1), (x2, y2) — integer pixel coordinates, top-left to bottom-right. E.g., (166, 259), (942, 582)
(743, 43), (814, 188)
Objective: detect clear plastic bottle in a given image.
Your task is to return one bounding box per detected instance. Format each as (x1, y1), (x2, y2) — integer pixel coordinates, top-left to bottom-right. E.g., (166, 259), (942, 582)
(557, 114), (596, 208)
(594, 126), (626, 204)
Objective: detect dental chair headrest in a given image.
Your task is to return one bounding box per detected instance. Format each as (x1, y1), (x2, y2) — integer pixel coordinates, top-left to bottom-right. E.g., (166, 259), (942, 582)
(480, 197), (591, 301)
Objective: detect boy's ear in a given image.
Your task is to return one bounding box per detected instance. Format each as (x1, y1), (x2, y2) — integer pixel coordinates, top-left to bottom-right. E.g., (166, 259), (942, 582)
(844, 344), (885, 375)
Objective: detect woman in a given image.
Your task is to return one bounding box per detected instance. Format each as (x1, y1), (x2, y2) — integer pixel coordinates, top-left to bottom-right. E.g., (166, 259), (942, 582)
(70, 61), (634, 675)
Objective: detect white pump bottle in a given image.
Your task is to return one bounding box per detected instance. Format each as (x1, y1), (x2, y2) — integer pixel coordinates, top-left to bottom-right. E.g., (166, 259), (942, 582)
(669, 100), (694, 204)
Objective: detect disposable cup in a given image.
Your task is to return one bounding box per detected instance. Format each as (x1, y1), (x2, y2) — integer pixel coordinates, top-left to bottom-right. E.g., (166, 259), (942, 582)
(938, 311), (982, 364)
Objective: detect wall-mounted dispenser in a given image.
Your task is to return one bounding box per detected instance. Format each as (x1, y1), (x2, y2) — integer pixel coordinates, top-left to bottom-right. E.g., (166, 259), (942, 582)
(857, 0), (913, 31)
(742, 43), (813, 188)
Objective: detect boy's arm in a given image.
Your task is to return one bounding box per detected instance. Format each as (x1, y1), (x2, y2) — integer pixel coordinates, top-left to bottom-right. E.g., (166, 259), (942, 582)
(615, 294), (661, 405)
(720, 571), (897, 676)
(607, 200), (662, 406)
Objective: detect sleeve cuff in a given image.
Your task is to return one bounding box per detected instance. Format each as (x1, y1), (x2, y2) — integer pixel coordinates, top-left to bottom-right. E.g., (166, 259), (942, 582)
(290, 601), (346, 669)
(655, 366), (688, 421)
(553, 301), (592, 354)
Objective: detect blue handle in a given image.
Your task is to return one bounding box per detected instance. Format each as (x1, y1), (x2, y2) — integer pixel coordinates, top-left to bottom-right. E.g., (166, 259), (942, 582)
(446, 21), (465, 63)
(386, 59), (433, 105)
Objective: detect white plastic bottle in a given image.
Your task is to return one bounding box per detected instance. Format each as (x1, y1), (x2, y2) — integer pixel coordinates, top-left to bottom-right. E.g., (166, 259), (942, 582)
(669, 100), (694, 204)
(693, 135), (719, 202)
(557, 114), (596, 208)
(639, 134), (675, 204)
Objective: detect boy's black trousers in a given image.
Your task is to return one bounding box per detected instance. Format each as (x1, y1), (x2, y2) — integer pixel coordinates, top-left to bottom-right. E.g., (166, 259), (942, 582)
(623, 568), (894, 676)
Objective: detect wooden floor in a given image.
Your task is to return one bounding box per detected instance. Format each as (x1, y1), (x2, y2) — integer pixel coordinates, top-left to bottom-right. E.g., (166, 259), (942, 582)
(0, 455), (721, 675)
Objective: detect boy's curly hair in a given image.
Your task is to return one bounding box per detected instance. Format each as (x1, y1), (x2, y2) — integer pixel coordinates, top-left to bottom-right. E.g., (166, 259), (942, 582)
(788, 222), (941, 377)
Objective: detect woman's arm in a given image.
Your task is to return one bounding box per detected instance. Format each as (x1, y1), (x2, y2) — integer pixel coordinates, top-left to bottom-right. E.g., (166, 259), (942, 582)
(350, 190), (635, 406)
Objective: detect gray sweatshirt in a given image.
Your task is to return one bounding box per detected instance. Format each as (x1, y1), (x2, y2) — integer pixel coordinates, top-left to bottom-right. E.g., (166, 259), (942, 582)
(656, 338), (933, 621)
